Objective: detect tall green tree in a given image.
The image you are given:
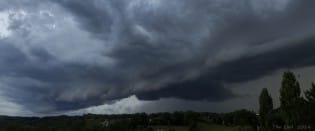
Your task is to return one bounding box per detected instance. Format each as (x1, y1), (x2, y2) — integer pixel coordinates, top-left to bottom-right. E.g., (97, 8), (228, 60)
(259, 88), (273, 131)
(279, 71), (301, 129)
(305, 83), (315, 105)
(305, 83), (315, 128)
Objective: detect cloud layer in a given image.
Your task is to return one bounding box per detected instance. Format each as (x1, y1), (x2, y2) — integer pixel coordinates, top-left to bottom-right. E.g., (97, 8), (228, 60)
(0, 0), (315, 114)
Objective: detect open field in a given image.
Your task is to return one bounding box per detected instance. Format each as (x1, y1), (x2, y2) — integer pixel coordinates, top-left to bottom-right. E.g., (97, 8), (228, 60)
(140, 123), (247, 131)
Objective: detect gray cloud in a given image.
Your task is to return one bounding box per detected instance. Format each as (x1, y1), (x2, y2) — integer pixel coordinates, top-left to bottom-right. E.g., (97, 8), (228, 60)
(0, 0), (315, 114)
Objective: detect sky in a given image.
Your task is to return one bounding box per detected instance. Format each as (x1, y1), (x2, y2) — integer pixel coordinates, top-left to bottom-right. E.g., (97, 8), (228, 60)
(0, 0), (315, 116)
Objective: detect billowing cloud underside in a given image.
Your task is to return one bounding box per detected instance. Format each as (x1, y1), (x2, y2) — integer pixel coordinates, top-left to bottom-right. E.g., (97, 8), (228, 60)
(0, 0), (315, 113)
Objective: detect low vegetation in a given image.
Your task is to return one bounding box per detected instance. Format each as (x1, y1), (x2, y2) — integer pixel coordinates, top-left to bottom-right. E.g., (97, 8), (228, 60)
(0, 110), (257, 131)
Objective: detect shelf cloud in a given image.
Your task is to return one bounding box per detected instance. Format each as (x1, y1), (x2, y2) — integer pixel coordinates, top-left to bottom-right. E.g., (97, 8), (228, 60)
(0, 0), (315, 114)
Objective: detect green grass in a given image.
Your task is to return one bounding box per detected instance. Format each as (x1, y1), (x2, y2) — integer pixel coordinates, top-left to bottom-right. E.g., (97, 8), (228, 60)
(197, 123), (236, 131)
(148, 125), (189, 131)
(147, 123), (238, 131)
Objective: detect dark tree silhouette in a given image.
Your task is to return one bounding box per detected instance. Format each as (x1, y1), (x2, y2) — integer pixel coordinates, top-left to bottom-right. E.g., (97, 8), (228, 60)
(279, 71), (301, 129)
(305, 83), (315, 105)
(305, 83), (315, 128)
(259, 88), (273, 131)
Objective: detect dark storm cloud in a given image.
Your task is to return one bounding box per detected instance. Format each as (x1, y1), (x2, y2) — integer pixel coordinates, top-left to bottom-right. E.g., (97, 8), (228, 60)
(52, 0), (315, 98)
(136, 37), (315, 100)
(1, 0), (315, 114)
(0, 42), (123, 112)
(0, 0), (48, 12)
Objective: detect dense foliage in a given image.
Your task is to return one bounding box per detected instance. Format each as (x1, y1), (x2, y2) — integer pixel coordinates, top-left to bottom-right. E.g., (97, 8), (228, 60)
(259, 88), (273, 131)
(280, 71), (302, 129)
(259, 71), (315, 130)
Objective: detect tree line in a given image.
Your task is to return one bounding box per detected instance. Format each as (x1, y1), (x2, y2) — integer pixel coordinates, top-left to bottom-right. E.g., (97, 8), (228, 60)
(259, 71), (315, 130)
(0, 110), (258, 131)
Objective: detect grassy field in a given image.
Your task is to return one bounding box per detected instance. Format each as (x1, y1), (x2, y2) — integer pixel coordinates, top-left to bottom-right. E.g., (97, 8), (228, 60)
(147, 123), (238, 131)
(148, 126), (189, 131)
(197, 123), (237, 131)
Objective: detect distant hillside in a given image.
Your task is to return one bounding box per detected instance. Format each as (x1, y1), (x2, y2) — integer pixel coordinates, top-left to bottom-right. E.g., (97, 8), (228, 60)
(0, 110), (257, 131)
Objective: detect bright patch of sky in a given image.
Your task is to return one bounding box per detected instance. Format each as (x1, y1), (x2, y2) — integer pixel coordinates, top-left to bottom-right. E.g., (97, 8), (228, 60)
(0, 11), (11, 38)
